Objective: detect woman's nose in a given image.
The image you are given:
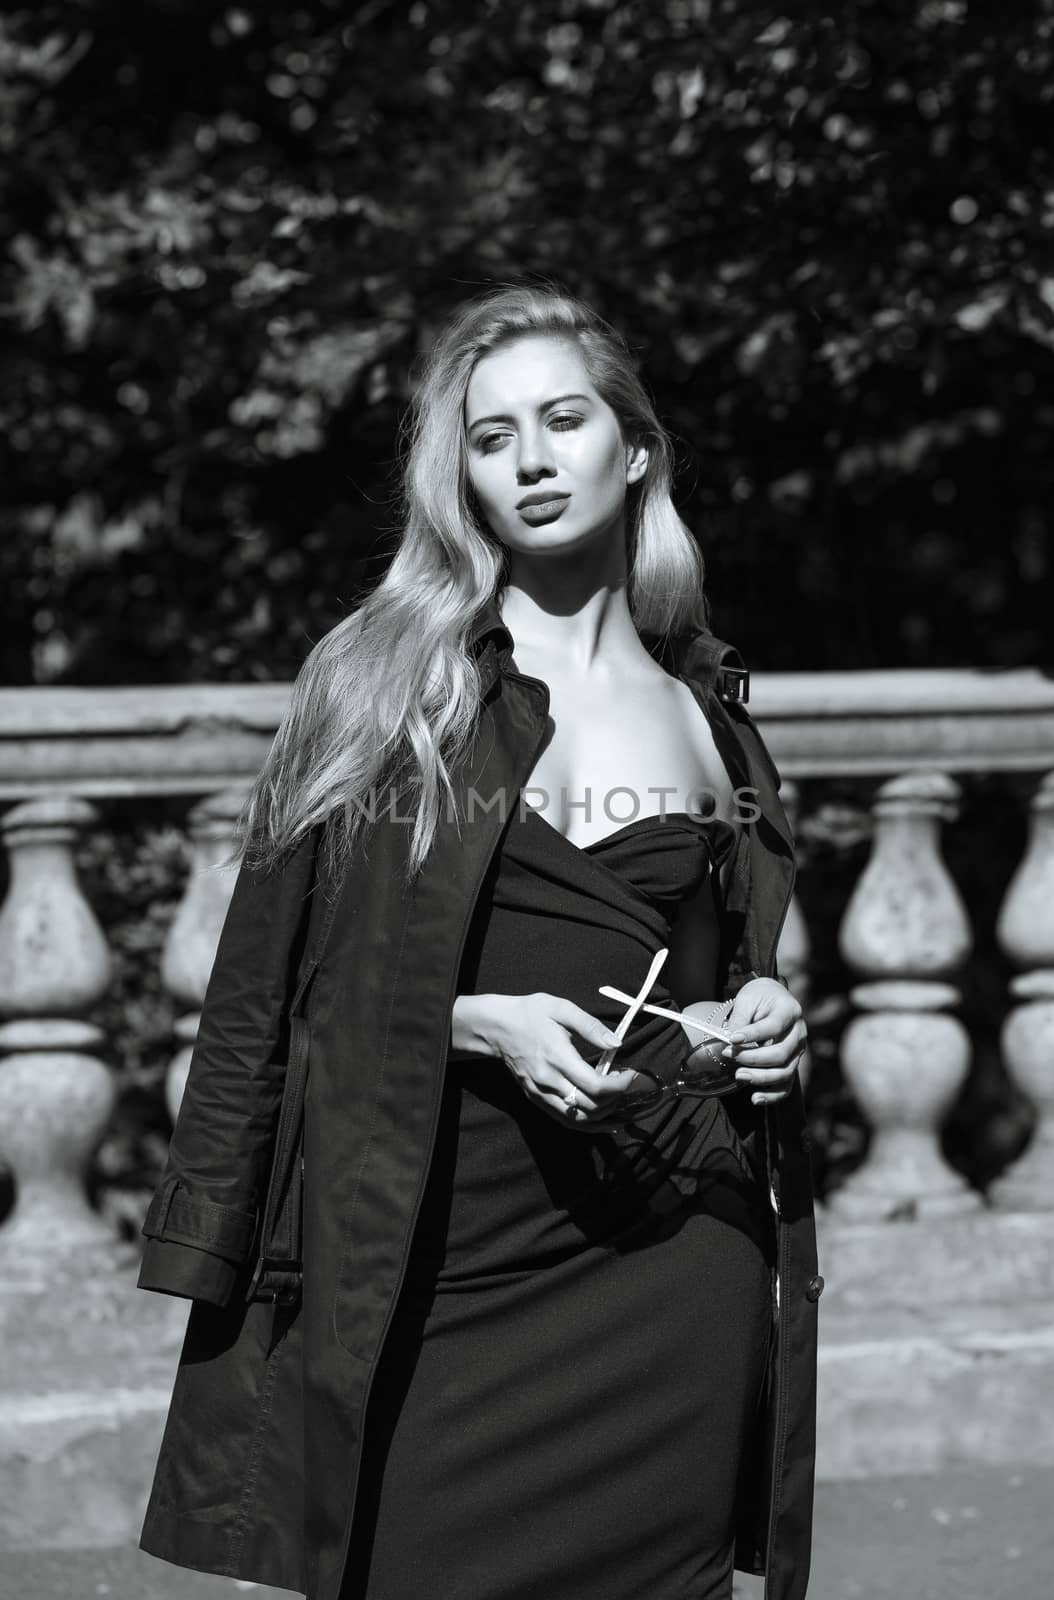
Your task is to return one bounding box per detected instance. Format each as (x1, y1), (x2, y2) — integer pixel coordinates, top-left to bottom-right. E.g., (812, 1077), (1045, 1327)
(516, 428), (556, 478)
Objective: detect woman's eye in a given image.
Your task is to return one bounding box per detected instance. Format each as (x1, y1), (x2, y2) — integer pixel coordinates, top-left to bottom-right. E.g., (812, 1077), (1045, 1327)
(475, 415), (582, 453)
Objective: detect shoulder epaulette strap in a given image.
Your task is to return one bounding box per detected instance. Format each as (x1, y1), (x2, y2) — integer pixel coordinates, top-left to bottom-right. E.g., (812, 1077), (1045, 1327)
(710, 637), (750, 705)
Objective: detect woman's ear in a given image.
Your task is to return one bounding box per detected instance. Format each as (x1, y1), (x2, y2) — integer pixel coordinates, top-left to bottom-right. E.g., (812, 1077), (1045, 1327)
(626, 440), (649, 486)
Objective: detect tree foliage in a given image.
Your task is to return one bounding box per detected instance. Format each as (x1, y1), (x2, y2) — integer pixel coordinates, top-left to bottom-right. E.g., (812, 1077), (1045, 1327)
(1, 0), (1051, 685)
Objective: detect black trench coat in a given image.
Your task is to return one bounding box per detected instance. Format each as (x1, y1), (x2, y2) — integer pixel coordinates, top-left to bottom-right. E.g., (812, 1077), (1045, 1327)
(136, 599), (820, 1600)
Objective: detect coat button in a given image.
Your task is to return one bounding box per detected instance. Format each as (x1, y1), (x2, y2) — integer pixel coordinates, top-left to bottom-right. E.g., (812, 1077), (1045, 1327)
(799, 1128), (813, 1155)
(805, 1274), (824, 1302)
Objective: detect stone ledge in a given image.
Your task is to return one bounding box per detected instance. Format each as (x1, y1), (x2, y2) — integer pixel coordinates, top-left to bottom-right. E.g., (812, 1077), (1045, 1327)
(3, 669), (1053, 801)
(0, 1396), (166, 1551)
(817, 1312), (1054, 1478)
(814, 1208), (1054, 1311)
(814, 1209), (1054, 1478)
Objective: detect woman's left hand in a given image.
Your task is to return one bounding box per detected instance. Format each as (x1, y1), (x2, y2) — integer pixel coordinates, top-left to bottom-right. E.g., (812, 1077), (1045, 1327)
(720, 977), (808, 1105)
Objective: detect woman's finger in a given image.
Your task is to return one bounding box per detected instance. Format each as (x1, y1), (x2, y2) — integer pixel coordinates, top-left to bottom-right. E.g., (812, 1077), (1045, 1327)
(732, 1048), (806, 1073)
(727, 1010), (799, 1047)
(534, 1095), (596, 1128)
(531, 1093), (597, 1129)
(738, 1075), (796, 1100)
(571, 1062), (642, 1101)
(724, 1017), (805, 1056)
(532, 1073), (602, 1114)
(735, 1062), (799, 1086)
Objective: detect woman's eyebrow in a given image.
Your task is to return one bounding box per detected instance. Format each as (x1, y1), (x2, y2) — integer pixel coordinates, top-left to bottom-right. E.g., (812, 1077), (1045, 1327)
(467, 392), (592, 431)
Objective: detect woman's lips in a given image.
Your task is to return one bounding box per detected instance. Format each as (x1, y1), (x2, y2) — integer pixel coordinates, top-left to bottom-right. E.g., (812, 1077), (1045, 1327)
(518, 496), (570, 525)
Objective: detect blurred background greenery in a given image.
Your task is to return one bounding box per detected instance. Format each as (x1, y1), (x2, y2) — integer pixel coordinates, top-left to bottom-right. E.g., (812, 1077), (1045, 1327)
(0, 0), (1049, 1217)
(2, 0), (1051, 684)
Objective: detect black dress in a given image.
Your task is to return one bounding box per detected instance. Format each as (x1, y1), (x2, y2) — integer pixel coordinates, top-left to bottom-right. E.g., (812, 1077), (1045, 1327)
(343, 804), (777, 1600)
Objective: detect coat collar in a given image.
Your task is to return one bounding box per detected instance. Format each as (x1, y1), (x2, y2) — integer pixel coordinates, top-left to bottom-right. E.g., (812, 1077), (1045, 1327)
(468, 593), (793, 858)
(468, 594), (751, 706)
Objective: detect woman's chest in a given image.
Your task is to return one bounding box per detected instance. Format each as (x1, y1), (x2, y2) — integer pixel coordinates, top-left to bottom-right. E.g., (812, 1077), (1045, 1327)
(518, 666), (739, 845)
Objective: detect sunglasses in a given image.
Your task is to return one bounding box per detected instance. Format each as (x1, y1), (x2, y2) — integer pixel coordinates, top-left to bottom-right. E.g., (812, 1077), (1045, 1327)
(592, 948), (744, 1116)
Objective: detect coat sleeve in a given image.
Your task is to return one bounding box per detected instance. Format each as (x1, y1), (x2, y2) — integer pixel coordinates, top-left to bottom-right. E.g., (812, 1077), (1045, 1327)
(724, 966), (791, 999)
(136, 823), (323, 1307)
(721, 700), (794, 1001)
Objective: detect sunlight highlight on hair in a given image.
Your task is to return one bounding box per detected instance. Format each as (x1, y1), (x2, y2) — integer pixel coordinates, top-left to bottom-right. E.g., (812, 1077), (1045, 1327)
(231, 282), (714, 881)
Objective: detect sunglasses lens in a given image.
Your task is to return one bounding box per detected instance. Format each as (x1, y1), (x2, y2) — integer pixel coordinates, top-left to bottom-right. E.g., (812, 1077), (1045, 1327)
(616, 1092), (664, 1116)
(620, 1062), (738, 1113)
(680, 1034), (740, 1089)
(683, 1060), (737, 1092)
(606, 1073), (665, 1116)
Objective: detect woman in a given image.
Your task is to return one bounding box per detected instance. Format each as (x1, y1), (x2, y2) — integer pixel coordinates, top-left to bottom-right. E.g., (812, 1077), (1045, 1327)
(136, 284), (820, 1600)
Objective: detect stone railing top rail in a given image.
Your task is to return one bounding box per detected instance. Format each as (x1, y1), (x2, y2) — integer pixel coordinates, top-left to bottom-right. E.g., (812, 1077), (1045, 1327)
(0, 669), (1051, 797)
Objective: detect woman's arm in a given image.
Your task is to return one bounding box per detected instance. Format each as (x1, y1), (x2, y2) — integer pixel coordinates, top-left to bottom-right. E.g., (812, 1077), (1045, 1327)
(450, 992), (507, 1058)
(136, 823), (324, 1307)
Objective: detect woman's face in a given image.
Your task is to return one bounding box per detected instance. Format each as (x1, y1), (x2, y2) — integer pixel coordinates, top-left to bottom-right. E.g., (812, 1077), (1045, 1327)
(463, 334), (647, 564)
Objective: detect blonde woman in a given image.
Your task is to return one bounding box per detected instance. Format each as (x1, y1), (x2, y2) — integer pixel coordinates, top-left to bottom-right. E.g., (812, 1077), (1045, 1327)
(137, 284), (820, 1600)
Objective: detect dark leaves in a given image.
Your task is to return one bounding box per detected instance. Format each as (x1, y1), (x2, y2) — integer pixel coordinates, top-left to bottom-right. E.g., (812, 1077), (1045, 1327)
(1, 0), (1050, 683)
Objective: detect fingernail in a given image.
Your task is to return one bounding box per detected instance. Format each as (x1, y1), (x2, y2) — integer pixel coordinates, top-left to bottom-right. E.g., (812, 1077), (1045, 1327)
(735, 1070), (750, 1082)
(730, 1032), (746, 1044)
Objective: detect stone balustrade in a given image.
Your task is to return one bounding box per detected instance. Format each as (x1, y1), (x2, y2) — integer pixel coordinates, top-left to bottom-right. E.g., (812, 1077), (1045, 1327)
(0, 670), (1052, 1260)
(1, 671), (1053, 1522)
(0, 796), (116, 1272)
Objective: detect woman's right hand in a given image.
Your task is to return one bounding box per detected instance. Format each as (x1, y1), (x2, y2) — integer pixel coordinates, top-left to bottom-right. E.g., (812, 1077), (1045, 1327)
(452, 992), (642, 1128)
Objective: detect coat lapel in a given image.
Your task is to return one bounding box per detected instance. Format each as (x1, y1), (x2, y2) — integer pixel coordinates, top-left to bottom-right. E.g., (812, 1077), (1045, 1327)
(468, 595), (796, 980)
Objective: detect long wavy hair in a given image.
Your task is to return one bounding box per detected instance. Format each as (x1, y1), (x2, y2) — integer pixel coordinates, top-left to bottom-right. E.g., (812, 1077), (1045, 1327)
(232, 282), (714, 883)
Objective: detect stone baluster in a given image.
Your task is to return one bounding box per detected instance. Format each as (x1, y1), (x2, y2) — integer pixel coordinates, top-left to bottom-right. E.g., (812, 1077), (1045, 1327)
(830, 771), (980, 1221)
(776, 778), (813, 1091)
(990, 770), (1054, 1211)
(0, 795), (116, 1273)
(160, 789), (245, 1121)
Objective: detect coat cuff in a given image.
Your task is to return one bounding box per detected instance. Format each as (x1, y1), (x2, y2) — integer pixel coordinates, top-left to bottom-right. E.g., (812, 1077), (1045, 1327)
(136, 1237), (239, 1307)
(723, 968), (791, 999)
(140, 1174), (257, 1259)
